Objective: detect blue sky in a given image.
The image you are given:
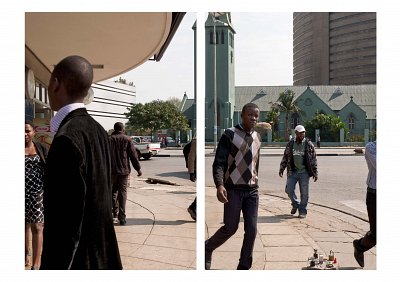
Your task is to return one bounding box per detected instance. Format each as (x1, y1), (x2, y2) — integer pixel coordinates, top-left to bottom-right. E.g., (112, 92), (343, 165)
(118, 12), (293, 104)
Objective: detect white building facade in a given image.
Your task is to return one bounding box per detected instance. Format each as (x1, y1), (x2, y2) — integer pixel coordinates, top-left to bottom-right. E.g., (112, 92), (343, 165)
(86, 80), (136, 131)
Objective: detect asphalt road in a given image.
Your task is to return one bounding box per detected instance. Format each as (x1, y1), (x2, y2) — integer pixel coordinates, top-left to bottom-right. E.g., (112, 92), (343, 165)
(138, 154), (369, 221)
(206, 155), (369, 220)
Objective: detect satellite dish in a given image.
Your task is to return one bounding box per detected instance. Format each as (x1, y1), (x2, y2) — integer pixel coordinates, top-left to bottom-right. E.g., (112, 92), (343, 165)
(83, 87), (94, 105)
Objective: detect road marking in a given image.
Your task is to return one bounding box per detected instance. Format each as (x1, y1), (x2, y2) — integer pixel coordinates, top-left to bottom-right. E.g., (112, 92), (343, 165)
(340, 200), (367, 214)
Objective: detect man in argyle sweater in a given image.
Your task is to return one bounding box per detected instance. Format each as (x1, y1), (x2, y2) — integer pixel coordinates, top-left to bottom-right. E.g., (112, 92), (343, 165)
(205, 103), (261, 270)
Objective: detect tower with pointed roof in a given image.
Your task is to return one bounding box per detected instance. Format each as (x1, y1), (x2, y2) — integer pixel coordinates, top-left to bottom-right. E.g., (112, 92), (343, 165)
(205, 12), (236, 141)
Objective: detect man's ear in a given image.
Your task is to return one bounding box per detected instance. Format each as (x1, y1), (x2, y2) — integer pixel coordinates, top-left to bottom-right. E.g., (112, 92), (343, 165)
(52, 77), (61, 92)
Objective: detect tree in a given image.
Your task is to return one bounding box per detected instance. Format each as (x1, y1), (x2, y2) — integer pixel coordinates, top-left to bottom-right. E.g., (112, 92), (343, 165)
(166, 97), (182, 110)
(115, 76), (134, 86)
(254, 122), (271, 141)
(265, 108), (280, 132)
(304, 113), (347, 142)
(270, 90), (301, 137)
(125, 100), (189, 140)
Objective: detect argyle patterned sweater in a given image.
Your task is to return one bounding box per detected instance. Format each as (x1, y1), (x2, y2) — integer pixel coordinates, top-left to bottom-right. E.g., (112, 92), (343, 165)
(213, 124), (261, 190)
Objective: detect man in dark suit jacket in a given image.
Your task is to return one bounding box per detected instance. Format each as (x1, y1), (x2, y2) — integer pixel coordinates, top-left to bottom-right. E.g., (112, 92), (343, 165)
(40, 55), (122, 269)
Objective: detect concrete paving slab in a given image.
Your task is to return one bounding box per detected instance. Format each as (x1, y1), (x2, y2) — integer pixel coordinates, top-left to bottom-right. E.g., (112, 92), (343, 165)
(206, 236), (264, 252)
(264, 246), (315, 262)
(117, 241), (142, 257)
(261, 234), (309, 247)
(209, 251), (265, 270)
(116, 232), (148, 245)
(307, 231), (354, 241)
(122, 256), (194, 270)
(114, 222), (153, 234)
(132, 244), (195, 268)
(145, 234), (196, 251)
(264, 261), (308, 270)
(317, 241), (358, 254)
(151, 225), (196, 238)
(258, 225), (301, 235)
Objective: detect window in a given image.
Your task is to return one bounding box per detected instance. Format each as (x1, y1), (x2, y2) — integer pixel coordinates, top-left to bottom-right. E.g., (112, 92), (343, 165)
(209, 31), (214, 44)
(231, 51), (233, 63)
(44, 88), (48, 104)
(221, 30), (225, 44)
(348, 114), (355, 129)
(291, 113), (300, 129)
(216, 31), (219, 44)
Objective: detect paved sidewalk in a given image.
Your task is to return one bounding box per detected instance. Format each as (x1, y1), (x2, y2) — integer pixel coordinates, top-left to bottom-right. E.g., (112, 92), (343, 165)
(205, 186), (376, 270)
(116, 175), (375, 270)
(115, 176), (197, 270)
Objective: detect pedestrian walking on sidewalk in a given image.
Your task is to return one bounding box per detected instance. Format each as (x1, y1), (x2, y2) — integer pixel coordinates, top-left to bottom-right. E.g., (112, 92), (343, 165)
(353, 140), (376, 268)
(279, 124), (318, 218)
(187, 137), (196, 220)
(41, 55), (122, 269)
(205, 103), (261, 270)
(109, 122), (142, 226)
(316, 134), (321, 148)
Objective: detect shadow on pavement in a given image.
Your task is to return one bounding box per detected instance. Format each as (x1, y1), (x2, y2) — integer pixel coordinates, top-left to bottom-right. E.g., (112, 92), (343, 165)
(114, 218), (193, 226)
(257, 214), (294, 224)
(338, 266), (361, 270)
(167, 191), (196, 195)
(155, 171), (189, 180)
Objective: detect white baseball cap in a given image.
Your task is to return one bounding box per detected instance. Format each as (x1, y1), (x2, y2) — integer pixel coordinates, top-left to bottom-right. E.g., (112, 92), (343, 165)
(295, 125), (306, 132)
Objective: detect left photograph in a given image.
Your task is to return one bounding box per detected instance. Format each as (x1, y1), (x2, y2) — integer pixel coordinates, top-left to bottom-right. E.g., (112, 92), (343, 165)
(25, 12), (196, 270)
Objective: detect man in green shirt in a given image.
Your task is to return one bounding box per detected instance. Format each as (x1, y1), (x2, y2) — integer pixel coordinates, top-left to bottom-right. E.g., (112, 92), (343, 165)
(279, 125), (318, 218)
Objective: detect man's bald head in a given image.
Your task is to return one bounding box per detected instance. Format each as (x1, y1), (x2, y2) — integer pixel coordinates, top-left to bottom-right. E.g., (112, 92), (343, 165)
(52, 55), (93, 99)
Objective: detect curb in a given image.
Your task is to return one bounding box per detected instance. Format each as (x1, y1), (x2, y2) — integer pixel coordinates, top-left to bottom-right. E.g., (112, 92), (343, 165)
(154, 154), (362, 158)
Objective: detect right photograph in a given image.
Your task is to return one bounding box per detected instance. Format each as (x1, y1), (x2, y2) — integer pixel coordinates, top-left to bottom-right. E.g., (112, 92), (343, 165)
(202, 12), (376, 270)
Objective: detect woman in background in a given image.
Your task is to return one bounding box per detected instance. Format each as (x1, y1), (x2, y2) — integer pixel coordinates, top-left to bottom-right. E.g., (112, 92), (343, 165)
(25, 121), (48, 270)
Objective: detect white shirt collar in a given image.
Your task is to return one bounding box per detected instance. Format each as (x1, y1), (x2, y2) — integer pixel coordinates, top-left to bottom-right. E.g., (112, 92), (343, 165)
(50, 103), (85, 132)
(238, 123), (255, 134)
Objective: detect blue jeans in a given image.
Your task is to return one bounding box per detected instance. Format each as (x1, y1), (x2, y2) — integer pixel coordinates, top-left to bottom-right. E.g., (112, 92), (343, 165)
(205, 188), (259, 270)
(285, 171), (310, 215)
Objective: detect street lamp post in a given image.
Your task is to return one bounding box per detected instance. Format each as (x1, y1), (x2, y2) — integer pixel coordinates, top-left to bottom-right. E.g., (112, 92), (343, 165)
(213, 18), (218, 151)
(270, 121), (274, 142)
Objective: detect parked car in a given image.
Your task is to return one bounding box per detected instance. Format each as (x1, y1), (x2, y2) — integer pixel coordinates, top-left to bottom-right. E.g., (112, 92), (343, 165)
(166, 137), (177, 147)
(131, 136), (161, 160)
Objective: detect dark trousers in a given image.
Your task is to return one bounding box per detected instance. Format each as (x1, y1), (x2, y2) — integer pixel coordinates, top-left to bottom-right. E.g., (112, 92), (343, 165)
(206, 188), (259, 270)
(189, 197), (196, 211)
(112, 174), (129, 221)
(355, 189), (376, 252)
